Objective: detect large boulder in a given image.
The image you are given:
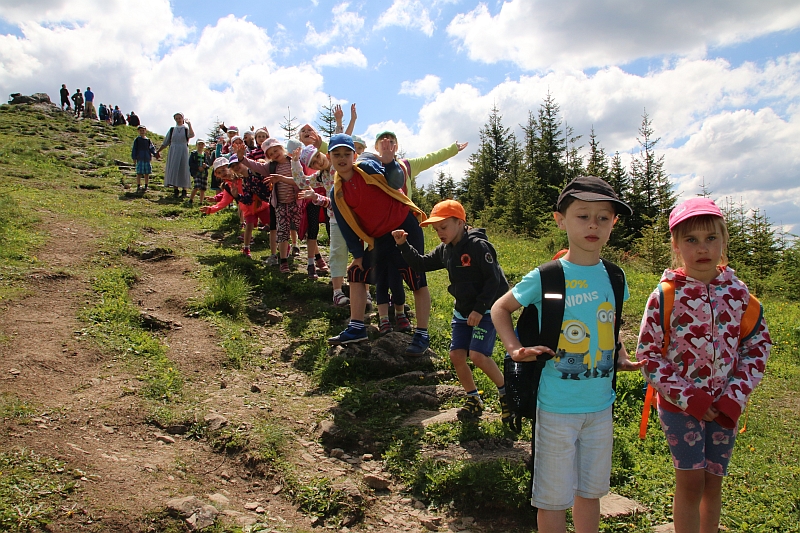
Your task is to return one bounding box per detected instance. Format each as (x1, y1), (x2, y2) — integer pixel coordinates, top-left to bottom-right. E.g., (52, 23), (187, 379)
(8, 92), (52, 105)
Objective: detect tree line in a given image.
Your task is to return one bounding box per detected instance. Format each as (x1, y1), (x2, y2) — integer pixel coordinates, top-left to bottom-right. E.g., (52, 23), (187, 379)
(412, 93), (800, 301)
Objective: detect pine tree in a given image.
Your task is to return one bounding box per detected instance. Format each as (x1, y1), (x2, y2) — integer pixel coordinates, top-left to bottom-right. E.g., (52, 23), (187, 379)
(564, 121), (584, 182)
(461, 104), (512, 218)
(586, 127), (610, 181)
(607, 151), (633, 249)
(628, 110), (675, 238)
(531, 92), (568, 210)
(633, 217), (672, 274)
(206, 118), (225, 145)
(746, 208), (780, 278)
(433, 170), (456, 200)
(279, 106), (299, 139)
(721, 196), (749, 269)
(316, 96), (337, 139)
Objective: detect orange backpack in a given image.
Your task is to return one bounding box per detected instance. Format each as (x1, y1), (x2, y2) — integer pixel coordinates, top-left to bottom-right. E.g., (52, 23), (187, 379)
(638, 281), (762, 439)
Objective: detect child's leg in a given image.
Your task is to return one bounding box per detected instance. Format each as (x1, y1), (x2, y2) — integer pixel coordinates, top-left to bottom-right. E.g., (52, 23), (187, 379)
(699, 472), (723, 533)
(673, 469), (706, 533)
(468, 350), (504, 387)
(199, 188), (205, 204)
(412, 287), (430, 328)
(450, 349), (476, 392)
(136, 173), (142, 188)
(190, 188), (197, 202)
(536, 510), (567, 533)
(572, 496), (600, 533)
(276, 204), (290, 259)
(243, 222), (254, 248)
(143, 174), (149, 188)
(269, 206), (278, 255)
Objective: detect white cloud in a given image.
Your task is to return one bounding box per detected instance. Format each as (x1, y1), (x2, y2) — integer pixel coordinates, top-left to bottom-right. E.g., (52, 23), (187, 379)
(304, 2), (364, 48)
(0, 6), (331, 138)
(447, 0), (800, 70)
(314, 47), (368, 69)
(376, 0), (435, 37)
(399, 75), (441, 99)
(377, 55), (800, 230)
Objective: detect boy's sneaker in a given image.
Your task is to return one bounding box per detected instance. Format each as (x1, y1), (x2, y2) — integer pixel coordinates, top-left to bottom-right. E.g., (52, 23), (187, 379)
(328, 326), (368, 345)
(395, 314), (412, 333)
(405, 331), (430, 356)
(242, 248), (251, 258)
(378, 319), (392, 336)
(499, 395), (513, 425)
(280, 262), (290, 274)
(263, 254), (279, 266)
(307, 265), (318, 280)
(315, 257), (329, 272)
(332, 292), (350, 307)
(457, 396), (484, 421)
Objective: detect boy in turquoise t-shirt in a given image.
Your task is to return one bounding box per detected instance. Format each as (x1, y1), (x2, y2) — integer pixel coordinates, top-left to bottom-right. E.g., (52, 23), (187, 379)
(491, 176), (644, 533)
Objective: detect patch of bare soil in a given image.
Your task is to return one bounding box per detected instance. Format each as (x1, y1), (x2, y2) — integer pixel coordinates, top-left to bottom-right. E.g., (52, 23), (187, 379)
(0, 215), (317, 532)
(2, 215), (507, 533)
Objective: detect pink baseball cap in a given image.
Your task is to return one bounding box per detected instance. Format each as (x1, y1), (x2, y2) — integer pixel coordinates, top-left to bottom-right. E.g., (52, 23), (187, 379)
(668, 197), (723, 231)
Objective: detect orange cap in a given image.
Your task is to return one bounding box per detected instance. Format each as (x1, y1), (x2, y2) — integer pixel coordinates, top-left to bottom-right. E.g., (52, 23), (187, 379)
(420, 199), (466, 227)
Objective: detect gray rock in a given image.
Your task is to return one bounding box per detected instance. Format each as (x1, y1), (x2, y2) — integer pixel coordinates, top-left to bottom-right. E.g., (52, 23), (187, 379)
(156, 434), (176, 444)
(420, 516), (442, 531)
(207, 493), (229, 506)
(243, 501), (260, 510)
(166, 496), (205, 518)
(186, 504), (218, 530)
(600, 492), (648, 518)
(330, 448), (345, 459)
(204, 413), (228, 431)
(266, 309), (283, 324)
(363, 474), (391, 490)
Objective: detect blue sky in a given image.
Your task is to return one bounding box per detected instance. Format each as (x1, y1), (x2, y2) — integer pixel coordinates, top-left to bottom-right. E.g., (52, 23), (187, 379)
(1, 0), (799, 232)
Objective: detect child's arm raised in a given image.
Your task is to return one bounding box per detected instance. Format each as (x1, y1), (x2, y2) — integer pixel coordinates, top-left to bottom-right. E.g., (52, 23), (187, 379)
(491, 292), (555, 362)
(345, 103), (357, 136)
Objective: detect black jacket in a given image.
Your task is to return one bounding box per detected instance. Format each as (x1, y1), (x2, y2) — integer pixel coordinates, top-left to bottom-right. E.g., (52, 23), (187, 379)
(398, 228), (508, 317)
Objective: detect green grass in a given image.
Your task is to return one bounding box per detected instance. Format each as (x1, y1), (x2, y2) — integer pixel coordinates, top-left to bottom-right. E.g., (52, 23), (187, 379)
(0, 449), (78, 532)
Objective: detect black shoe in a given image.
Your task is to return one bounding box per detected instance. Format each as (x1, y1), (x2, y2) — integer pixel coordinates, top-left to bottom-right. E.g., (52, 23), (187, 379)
(173, 188), (179, 197)
(181, 189), (187, 198)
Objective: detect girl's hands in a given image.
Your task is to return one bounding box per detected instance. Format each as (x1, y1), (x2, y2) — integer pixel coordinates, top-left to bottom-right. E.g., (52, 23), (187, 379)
(350, 103), (357, 122)
(616, 358), (646, 372)
(290, 147), (301, 162)
(377, 137), (397, 160)
(702, 407), (720, 422)
(333, 104), (343, 124)
(233, 144), (246, 160)
(306, 128), (321, 148)
(456, 141), (468, 152)
(298, 189), (316, 201)
(392, 229), (408, 245)
(200, 206), (211, 214)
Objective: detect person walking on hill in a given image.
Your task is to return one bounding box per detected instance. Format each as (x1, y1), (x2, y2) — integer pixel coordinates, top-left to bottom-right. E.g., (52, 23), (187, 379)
(59, 84), (70, 111)
(84, 87), (96, 119)
(156, 112), (194, 198)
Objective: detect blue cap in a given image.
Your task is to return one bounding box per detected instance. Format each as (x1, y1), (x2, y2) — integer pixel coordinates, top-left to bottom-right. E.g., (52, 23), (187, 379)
(328, 133), (355, 152)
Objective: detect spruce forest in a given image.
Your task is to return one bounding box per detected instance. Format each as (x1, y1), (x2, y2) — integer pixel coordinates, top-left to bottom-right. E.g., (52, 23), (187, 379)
(412, 93), (800, 301)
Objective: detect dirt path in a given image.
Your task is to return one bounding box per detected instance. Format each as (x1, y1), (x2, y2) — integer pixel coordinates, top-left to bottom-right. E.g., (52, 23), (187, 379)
(0, 214), (315, 532)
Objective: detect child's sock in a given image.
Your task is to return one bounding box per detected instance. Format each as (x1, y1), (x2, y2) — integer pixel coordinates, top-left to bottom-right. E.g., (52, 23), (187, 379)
(466, 389), (482, 400)
(497, 386), (506, 397)
(414, 327), (429, 341)
(379, 316), (390, 327)
(308, 257), (315, 267)
(280, 258), (288, 264)
(348, 319), (365, 331)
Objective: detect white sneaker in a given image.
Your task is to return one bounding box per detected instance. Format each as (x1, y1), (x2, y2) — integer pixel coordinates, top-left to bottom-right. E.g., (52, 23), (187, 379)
(333, 291), (350, 307)
(263, 254), (279, 266)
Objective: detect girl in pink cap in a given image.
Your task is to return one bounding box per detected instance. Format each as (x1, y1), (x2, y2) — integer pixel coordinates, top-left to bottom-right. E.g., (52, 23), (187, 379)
(636, 197), (771, 533)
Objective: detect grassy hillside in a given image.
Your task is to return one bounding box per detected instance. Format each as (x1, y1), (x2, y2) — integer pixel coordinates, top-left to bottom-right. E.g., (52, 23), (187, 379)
(0, 102), (798, 532)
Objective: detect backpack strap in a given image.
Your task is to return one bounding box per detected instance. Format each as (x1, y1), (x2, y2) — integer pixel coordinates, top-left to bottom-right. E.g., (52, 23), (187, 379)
(269, 160), (279, 175)
(601, 259), (625, 394)
(166, 127), (174, 145)
(740, 294), (762, 342)
(516, 260), (564, 352)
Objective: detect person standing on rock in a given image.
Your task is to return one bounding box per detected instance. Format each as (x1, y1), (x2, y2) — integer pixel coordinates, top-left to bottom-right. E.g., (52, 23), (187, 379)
(59, 84), (70, 111)
(393, 199), (511, 422)
(156, 112), (194, 198)
(84, 87), (96, 119)
(71, 88), (84, 118)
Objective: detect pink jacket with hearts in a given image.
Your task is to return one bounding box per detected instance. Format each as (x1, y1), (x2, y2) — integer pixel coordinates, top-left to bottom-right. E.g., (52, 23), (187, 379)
(635, 266), (771, 429)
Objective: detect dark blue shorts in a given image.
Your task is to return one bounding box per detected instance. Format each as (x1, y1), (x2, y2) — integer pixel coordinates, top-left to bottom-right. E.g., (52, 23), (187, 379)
(658, 407), (737, 476)
(449, 313), (497, 357)
(373, 211), (427, 305)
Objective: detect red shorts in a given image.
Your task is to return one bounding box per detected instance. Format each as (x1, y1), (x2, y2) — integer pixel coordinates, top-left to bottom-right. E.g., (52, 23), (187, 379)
(244, 207), (270, 227)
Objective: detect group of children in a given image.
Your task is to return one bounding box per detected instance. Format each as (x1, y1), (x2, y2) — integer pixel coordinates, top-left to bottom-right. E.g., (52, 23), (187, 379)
(132, 110), (771, 532)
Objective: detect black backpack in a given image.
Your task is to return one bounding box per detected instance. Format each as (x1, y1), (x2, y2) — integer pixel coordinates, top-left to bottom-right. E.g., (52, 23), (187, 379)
(503, 258), (625, 433)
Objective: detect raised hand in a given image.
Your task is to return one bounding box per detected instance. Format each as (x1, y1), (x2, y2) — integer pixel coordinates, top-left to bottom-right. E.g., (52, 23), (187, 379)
(392, 229), (408, 245)
(456, 141), (468, 152)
